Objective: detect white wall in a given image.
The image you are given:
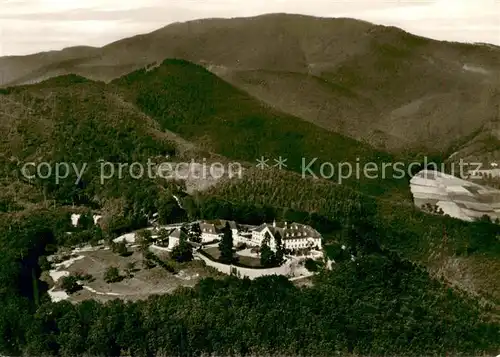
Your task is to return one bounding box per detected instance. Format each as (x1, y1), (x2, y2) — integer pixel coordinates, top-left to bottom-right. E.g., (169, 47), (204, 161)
(70, 213), (102, 227)
(233, 234), (255, 247)
(168, 237), (179, 250)
(195, 253), (293, 280)
(251, 227), (277, 250)
(201, 233), (219, 243)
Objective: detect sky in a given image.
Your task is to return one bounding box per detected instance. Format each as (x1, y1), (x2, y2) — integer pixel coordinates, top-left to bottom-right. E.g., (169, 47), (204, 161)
(0, 0), (499, 56)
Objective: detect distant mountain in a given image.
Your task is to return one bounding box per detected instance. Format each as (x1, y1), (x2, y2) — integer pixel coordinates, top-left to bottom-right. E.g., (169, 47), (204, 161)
(1, 13), (499, 158)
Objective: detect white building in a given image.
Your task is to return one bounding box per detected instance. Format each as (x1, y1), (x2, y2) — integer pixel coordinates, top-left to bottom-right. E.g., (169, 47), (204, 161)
(166, 228), (189, 250)
(251, 221), (322, 251)
(195, 220), (323, 251)
(198, 220), (258, 246)
(198, 220), (242, 243)
(226, 221), (255, 246)
(70, 213), (102, 227)
(227, 221), (239, 239)
(199, 222), (220, 243)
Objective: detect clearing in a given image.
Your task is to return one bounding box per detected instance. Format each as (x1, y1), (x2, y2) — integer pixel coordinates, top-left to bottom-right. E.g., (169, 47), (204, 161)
(44, 244), (223, 303)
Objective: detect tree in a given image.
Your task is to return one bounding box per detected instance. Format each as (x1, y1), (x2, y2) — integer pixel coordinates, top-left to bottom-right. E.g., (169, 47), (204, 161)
(37, 255), (51, 271)
(304, 258), (320, 272)
(181, 223), (189, 234)
(219, 222), (233, 264)
(93, 224), (104, 241)
(260, 244), (275, 267)
(478, 215), (492, 223)
(77, 211), (94, 230)
(142, 256), (156, 269)
(61, 275), (82, 294)
(235, 242), (247, 251)
(45, 243), (58, 255)
(136, 229), (153, 252)
(124, 262), (136, 278)
(263, 231), (271, 245)
(156, 195), (186, 224)
(91, 225), (104, 244)
(103, 266), (121, 283)
(112, 241), (129, 257)
(189, 222), (202, 243)
(157, 228), (169, 247)
(274, 231), (285, 265)
(260, 232), (276, 267)
(171, 232), (193, 263)
(182, 195), (199, 220)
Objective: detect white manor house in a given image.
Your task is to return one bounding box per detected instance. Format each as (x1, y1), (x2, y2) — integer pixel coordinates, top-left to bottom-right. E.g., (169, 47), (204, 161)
(250, 221), (322, 250)
(193, 219), (322, 251)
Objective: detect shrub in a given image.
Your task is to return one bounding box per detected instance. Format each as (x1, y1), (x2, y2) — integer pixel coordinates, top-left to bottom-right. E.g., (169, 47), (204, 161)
(304, 258), (324, 272)
(162, 260), (177, 273)
(124, 262), (137, 278)
(112, 241), (131, 257)
(157, 228), (170, 247)
(38, 256), (51, 271)
(45, 244), (58, 254)
(103, 266), (122, 283)
(73, 272), (94, 282)
(61, 275), (83, 294)
(171, 242), (193, 263)
(235, 242), (247, 251)
(143, 258), (156, 269)
(136, 229), (153, 251)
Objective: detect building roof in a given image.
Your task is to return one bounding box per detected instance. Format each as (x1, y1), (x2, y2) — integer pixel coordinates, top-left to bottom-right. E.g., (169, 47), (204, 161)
(214, 219), (238, 230)
(254, 222), (320, 240)
(169, 228), (188, 239)
(200, 222), (218, 233)
(254, 223), (268, 233)
(200, 220), (238, 233)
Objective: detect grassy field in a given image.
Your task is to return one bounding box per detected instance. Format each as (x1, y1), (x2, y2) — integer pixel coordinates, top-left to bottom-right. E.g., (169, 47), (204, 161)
(46, 246), (222, 303)
(203, 246), (262, 267)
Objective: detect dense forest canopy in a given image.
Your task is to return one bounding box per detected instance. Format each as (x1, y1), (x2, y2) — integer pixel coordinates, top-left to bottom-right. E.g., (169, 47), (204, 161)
(0, 194), (499, 356)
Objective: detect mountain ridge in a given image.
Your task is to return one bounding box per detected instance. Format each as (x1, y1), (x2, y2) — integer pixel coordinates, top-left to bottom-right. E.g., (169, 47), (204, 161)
(1, 13), (499, 159)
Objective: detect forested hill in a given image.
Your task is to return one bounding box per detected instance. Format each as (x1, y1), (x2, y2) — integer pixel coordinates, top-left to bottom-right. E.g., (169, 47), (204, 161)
(113, 58), (408, 197)
(0, 56), (499, 356)
(1, 59), (408, 199)
(1, 14), (499, 162)
(0, 206), (499, 357)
